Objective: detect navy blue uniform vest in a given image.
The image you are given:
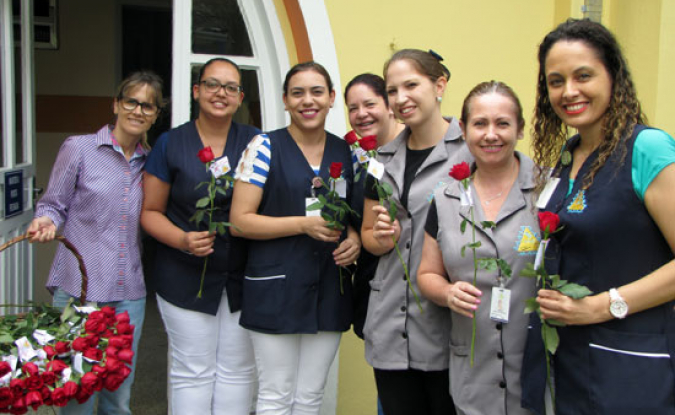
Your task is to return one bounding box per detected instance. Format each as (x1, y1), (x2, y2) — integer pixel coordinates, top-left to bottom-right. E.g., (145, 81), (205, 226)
(153, 121), (259, 315)
(522, 125), (675, 415)
(240, 128), (354, 334)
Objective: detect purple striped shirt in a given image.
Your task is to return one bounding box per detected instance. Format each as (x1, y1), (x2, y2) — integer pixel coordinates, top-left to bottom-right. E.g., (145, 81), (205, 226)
(35, 125), (147, 302)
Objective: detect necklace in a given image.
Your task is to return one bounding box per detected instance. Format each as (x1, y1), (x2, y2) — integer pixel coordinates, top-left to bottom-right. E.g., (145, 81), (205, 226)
(482, 190), (504, 206)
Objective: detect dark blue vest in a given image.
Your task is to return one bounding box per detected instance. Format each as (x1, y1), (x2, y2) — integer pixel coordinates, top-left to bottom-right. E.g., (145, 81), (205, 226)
(239, 128), (354, 334)
(153, 121), (259, 315)
(522, 125), (675, 415)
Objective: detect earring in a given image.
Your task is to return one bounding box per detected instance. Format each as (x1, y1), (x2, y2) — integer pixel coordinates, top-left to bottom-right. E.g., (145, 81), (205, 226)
(437, 96), (442, 103)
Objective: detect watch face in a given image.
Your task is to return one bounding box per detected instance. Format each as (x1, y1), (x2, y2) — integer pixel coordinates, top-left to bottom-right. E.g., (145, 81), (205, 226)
(610, 300), (628, 318)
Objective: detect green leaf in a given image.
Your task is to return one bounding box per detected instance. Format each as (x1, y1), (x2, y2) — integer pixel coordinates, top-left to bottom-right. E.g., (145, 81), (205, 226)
(318, 194), (327, 204)
(496, 259), (513, 278)
(194, 211), (205, 225)
(550, 274), (561, 288)
(477, 258), (497, 271)
(306, 201), (323, 211)
(194, 182), (208, 190)
(460, 218), (467, 234)
(376, 186), (386, 201)
(460, 245), (467, 258)
(542, 323), (560, 355)
(481, 221), (496, 229)
(558, 283), (593, 299)
(524, 297), (539, 314)
(546, 318), (566, 327)
(60, 304), (75, 323)
(520, 263), (537, 278)
(321, 212), (333, 222)
(389, 203), (398, 222)
(354, 171), (361, 182)
(468, 241), (482, 249)
(325, 203), (340, 212)
(381, 182), (393, 197)
(0, 333), (14, 344)
(216, 187), (228, 196)
(196, 197), (210, 208)
(207, 222), (217, 233)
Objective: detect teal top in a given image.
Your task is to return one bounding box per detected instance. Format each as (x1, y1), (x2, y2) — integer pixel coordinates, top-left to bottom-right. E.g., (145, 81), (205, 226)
(567, 128), (675, 199)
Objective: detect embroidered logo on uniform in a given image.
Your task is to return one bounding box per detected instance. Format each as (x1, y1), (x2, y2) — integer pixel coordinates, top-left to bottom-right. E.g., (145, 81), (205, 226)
(567, 190), (587, 213)
(514, 226), (539, 256)
(426, 181), (447, 204)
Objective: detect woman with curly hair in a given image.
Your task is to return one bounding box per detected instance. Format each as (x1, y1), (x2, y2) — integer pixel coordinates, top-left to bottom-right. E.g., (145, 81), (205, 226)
(521, 19), (675, 415)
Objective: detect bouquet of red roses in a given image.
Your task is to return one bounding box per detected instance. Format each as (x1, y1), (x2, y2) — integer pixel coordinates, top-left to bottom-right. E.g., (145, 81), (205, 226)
(0, 300), (135, 414)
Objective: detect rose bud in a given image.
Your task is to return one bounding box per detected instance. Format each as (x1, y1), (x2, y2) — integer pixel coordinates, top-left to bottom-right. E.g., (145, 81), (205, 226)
(51, 387), (69, 407)
(100, 306), (116, 318)
(117, 349), (134, 365)
(92, 364), (107, 377)
(104, 357), (123, 373)
(114, 311), (130, 325)
(109, 336), (130, 350)
(21, 362), (39, 377)
(41, 371), (57, 386)
(54, 341), (71, 355)
(80, 372), (102, 393)
(75, 386), (93, 404)
(9, 378), (25, 395)
(71, 337), (88, 352)
(25, 375), (44, 391)
(63, 381), (79, 399)
(43, 345), (56, 360)
(344, 131), (359, 145)
(46, 360), (68, 374)
(359, 135), (378, 151)
(198, 147), (215, 164)
(106, 346), (119, 359)
(103, 373), (126, 392)
(0, 387), (13, 410)
(83, 348), (103, 362)
(40, 385), (53, 406)
(85, 334), (100, 348)
(0, 361), (11, 378)
(25, 390), (43, 410)
(85, 318), (107, 334)
(115, 323), (134, 335)
(10, 395), (26, 413)
(449, 162), (471, 181)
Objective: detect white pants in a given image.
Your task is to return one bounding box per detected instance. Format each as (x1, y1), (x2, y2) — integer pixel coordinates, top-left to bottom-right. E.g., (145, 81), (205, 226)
(249, 331), (341, 415)
(157, 293), (255, 415)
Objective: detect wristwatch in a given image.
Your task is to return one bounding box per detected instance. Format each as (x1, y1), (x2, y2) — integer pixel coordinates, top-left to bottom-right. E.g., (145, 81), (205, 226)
(609, 288), (628, 319)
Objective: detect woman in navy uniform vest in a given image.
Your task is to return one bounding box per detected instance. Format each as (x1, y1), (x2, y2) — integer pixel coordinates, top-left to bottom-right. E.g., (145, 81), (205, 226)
(231, 62), (359, 414)
(142, 58), (259, 415)
(521, 19), (675, 415)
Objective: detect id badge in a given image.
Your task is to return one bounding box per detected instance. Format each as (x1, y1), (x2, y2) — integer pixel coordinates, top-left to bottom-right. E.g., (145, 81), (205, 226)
(536, 177), (560, 209)
(367, 159), (385, 180)
(335, 179), (347, 198)
(306, 197), (321, 217)
(489, 287), (511, 323)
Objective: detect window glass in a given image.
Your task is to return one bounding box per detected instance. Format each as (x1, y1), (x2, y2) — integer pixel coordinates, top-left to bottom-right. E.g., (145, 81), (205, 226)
(192, 0), (253, 56)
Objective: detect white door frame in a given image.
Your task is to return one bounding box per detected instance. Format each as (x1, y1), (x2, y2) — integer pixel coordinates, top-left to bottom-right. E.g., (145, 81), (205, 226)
(0, 0), (36, 315)
(171, 0), (290, 130)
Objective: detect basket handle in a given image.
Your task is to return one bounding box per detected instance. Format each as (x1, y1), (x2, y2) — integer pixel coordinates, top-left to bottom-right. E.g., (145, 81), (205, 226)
(0, 234), (89, 305)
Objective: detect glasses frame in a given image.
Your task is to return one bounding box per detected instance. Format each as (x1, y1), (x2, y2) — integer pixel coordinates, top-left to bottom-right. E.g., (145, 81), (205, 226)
(119, 97), (159, 116)
(200, 79), (243, 97)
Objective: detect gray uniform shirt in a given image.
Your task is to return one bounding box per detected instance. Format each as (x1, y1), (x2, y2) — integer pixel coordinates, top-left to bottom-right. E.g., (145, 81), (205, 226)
(433, 152), (538, 415)
(364, 117), (472, 371)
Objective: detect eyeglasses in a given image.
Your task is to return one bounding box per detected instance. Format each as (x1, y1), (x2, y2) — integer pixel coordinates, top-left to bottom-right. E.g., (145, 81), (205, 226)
(120, 97), (159, 116)
(200, 79), (242, 96)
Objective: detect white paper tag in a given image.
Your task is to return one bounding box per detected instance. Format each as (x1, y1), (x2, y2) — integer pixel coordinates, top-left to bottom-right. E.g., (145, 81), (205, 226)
(355, 148), (370, 165)
(534, 239), (548, 270)
(335, 179), (347, 198)
(73, 353), (84, 374)
(367, 159), (385, 181)
(459, 185), (474, 207)
(33, 329), (55, 346)
(61, 367), (72, 383)
(306, 197), (321, 217)
(536, 177), (560, 209)
(210, 156), (231, 178)
(490, 287), (511, 323)
(14, 336), (38, 362)
(74, 305), (98, 314)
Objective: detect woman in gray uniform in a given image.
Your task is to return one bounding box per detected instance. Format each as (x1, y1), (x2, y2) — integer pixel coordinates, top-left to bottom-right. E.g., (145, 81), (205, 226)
(418, 81), (537, 415)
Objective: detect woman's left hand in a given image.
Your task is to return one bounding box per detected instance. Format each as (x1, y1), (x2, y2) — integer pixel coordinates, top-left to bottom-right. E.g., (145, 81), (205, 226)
(537, 289), (607, 325)
(333, 236), (361, 266)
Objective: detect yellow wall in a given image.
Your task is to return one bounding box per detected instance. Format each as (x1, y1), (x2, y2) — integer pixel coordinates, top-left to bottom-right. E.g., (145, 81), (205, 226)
(322, 1), (675, 413)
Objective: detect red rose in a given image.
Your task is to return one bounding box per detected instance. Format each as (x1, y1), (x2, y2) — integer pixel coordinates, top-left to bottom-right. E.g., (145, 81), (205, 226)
(71, 337), (88, 352)
(63, 381), (79, 399)
(75, 386), (93, 404)
(0, 387), (13, 409)
(88, 311), (106, 322)
(100, 329), (114, 339)
(43, 345), (56, 360)
(85, 334), (100, 348)
(329, 162), (343, 179)
(24, 375), (43, 391)
(54, 341), (70, 355)
(344, 131), (359, 145)
(0, 361), (11, 377)
(83, 348), (103, 361)
(46, 360), (68, 374)
(51, 387), (69, 407)
(10, 395), (26, 414)
(21, 362), (38, 377)
(100, 306), (116, 319)
(80, 372), (102, 393)
(25, 390), (43, 410)
(114, 311), (130, 325)
(109, 336), (131, 350)
(106, 346), (119, 359)
(40, 385), (52, 406)
(359, 135), (378, 151)
(85, 318), (107, 334)
(117, 349), (134, 365)
(449, 162), (471, 181)
(538, 211), (560, 236)
(198, 147), (215, 164)
(104, 357), (124, 373)
(119, 365), (132, 380)
(103, 372), (126, 392)
(115, 323), (134, 335)
(40, 371), (56, 386)
(92, 364), (107, 377)
(9, 379), (24, 395)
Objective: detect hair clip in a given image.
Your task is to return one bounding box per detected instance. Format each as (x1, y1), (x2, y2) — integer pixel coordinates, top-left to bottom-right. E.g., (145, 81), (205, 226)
(428, 49), (444, 61)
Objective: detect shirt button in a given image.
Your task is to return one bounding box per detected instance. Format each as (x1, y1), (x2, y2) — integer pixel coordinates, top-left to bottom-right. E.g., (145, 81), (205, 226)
(402, 275), (407, 281)
(400, 306), (406, 312)
(401, 332), (408, 339)
(123, 198), (128, 202)
(497, 352), (504, 359)
(118, 271), (124, 276)
(499, 381), (506, 389)
(405, 242), (410, 249)
(120, 243), (125, 248)
(496, 323), (503, 330)
(119, 253), (125, 258)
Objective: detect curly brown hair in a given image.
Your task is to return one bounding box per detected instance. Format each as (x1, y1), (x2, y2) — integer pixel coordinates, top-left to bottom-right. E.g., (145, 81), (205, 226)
(531, 18), (647, 193)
